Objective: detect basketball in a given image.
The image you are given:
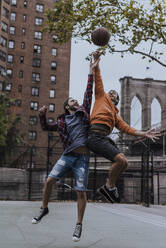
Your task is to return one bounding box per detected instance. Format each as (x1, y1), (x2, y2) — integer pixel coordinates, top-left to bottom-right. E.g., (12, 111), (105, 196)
(91, 27), (110, 46)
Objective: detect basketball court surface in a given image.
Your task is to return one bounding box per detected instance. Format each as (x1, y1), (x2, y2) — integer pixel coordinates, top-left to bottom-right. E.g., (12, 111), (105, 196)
(1, 201), (166, 248)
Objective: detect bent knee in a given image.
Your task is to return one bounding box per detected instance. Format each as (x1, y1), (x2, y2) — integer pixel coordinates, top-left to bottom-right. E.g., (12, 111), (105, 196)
(114, 153), (128, 168)
(46, 177), (56, 185)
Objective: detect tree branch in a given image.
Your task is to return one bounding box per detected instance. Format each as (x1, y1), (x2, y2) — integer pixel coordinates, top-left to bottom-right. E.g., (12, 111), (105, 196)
(111, 48), (166, 67)
(149, 41), (154, 55)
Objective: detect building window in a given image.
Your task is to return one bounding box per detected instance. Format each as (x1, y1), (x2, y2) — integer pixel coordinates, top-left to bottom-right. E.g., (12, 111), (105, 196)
(1, 22), (8, 32)
(23, 14), (27, 22)
(19, 70), (23, 78)
(2, 7), (9, 19)
(0, 66), (5, 76)
(35, 17), (43, 26)
(48, 117), (54, 123)
(11, 0), (17, 6)
(21, 42), (25, 49)
(28, 131), (37, 140)
(9, 26), (16, 35)
(6, 101), (11, 107)
(10, 12), (16, 21)
(4, 0), (10, 4)
(33, 58), (41, 67)
(52, 48), (57, 56)
(18, 85), (22, 92)
(49, 104), (55, 112)
(0, 82), (3, 91)
(50, 75), (56, 84)
(52, 35), (57, 41)
(20, 56), (24, 63)
(6, 83), (12, 91)
(0, 36), (7, 47)
(50, 89), (55, 98)
(36, 4), (44, 12)
(8, 40), (15, 49)
(30, 101), (38, 111)
(24, 1), (27, 7)
(0, 50), (6, 62)
(34, 31), (42, 40)
(31, 87), (39, 96)
(22, 28), (26, 35)
(6, 69), (13, 77)
(29, 116), (38, 125)
(51, 61), (56, 70)
(16, 99), (22, 106)
(7, 54), (13, 63)
(32, 72), (40, 82)
(33, 44), (41, 54)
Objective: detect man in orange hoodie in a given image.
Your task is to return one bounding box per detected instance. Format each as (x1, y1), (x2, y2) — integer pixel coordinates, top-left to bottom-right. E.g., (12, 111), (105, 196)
(87, 50), (160, 203)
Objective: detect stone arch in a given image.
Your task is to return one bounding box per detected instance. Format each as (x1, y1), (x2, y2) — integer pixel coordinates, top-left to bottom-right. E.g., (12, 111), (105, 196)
(151, 98), (161, 128)
(130, 96), (142, 130)
(120, 77), (166, 131)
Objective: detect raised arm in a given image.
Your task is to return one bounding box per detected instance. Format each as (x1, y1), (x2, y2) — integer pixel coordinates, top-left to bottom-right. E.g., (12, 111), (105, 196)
(39, 105), (58, 131)
(93, 51), (105, 99)
(82, 73), (93, 115)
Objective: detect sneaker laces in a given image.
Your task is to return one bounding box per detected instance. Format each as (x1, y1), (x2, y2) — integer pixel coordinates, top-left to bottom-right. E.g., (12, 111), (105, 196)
(114, 187), (119, 198)
(74, 224), (81, 237)
(34, 207), (46, 220)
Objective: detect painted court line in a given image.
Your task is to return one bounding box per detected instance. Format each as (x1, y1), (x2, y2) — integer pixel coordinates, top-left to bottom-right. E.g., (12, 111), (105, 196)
(94, 205), (166, 229)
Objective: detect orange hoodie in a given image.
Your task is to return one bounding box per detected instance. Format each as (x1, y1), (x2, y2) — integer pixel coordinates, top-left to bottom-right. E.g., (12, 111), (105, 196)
(90, 67), (137, 135)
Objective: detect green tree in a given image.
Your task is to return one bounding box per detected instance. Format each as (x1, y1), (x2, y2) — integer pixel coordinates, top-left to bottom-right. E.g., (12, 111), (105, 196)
(44, 0), (166, 66)
(0, 93), (12, 146)
(0, 93), (24, 166)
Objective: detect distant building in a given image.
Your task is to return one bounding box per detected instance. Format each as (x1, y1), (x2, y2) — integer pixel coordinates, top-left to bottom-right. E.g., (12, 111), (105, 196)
(0, 0), (71, 147)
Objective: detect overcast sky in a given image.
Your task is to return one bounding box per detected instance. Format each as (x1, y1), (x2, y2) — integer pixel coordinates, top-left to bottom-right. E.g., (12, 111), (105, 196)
(69, 39), (166, 130)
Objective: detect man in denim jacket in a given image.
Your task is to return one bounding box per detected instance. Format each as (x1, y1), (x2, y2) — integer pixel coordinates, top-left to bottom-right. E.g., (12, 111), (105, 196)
(32, 56), (101, 242)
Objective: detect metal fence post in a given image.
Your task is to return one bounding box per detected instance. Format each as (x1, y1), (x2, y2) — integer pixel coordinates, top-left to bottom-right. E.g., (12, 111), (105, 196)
(146, 143), (150, 207)
(157, 172), (160, 205)
(28, 147), (33, 200)
(93, 153), (97, 201)
(46, 133), (51, 177)
(150, 151), (154, 204)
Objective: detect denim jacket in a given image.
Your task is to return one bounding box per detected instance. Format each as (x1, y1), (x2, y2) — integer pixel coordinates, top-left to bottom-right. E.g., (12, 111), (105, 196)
(39, 74), (93, 150)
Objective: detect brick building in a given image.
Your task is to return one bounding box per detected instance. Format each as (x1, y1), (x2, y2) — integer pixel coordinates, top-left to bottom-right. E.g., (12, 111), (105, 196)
(0, 0), (71, 147)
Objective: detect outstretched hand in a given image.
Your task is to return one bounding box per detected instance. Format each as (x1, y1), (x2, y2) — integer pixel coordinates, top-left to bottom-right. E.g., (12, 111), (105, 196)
(93, 49), (105, 60)
(89, 49), (104, 74)
(144, 129), (161, 142)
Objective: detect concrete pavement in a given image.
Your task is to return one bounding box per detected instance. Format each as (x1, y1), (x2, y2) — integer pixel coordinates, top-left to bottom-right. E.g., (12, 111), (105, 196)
(1, 201), (166, 248)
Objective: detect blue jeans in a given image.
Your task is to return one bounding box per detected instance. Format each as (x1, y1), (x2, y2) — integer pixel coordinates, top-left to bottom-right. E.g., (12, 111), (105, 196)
(49, 153), (90, 191)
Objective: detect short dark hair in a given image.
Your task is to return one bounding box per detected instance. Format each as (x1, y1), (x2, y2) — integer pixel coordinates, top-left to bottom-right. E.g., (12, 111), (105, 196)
(63, 97), (71, 114)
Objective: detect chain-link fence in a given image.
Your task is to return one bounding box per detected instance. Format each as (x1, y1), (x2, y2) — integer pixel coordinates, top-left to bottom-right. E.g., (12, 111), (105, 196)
(0, 133), (166, 205)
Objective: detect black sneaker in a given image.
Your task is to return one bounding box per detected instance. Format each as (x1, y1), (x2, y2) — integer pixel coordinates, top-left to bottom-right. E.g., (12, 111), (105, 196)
(72, 223), (82, 242)
(97, 185), (120, 203)
(32, 207), (49, 224)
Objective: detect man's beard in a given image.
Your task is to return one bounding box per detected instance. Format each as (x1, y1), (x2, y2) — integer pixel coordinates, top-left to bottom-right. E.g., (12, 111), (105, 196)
(69, 105), (78, 111)
(111, 98), (119, 106)
(113, 99), (119, 106)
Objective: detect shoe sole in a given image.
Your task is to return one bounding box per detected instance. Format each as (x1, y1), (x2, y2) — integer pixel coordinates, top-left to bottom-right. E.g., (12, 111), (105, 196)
(72, 237), (80, 242)
(97, 188), (114, 203)
(32, 218), (40, 224)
